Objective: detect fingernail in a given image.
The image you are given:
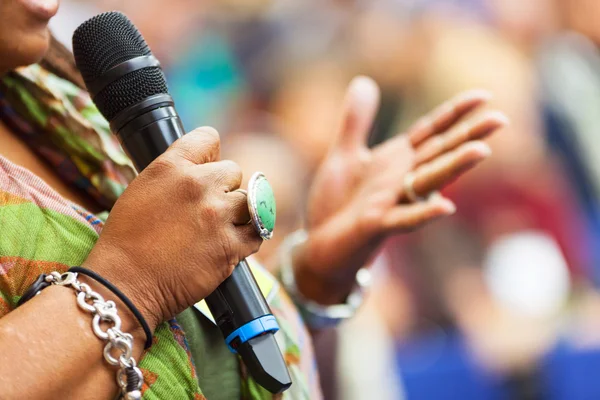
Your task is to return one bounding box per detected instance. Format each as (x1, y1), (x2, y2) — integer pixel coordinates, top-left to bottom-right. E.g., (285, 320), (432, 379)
(349, 75), (380, 104)
(469, 141), (492, 157)
(460, 89), (493, 102)
(439, 198), (457, 214)
(429, 194), (456, 214)
(486, 110), (510, 126)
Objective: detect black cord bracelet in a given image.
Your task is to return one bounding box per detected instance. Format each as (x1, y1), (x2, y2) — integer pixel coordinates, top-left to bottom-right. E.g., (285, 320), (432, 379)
(69, 267), (153, 349)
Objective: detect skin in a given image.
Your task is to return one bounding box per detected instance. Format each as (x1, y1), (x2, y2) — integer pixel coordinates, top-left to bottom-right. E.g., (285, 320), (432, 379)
(0, 0), (54, 75)
(297, 78), (507, 304)
(0, 0), (507, 398)
(559, 0), (600, 45)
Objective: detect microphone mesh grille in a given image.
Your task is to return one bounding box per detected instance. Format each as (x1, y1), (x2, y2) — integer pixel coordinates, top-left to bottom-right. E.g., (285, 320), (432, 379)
(72, 11), (168, 121)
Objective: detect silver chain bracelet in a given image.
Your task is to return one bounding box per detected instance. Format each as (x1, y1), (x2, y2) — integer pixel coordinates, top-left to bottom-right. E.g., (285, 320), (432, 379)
(45, 271), (144, 400)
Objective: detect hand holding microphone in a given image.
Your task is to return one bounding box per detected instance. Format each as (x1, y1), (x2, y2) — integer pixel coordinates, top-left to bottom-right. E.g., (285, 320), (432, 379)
(72, 12), (291, 393)
(83, 128), (261, 331)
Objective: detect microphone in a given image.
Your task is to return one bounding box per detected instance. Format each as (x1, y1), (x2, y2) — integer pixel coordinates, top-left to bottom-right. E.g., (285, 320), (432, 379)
(72, 12), (291, 394)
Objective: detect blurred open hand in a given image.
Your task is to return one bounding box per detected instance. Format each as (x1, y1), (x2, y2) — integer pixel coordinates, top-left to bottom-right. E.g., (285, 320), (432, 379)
(295, 76), (508, 305)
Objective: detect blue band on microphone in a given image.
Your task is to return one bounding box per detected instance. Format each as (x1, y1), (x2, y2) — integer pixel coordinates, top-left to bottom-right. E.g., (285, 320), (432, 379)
(225, 315), (280, 353)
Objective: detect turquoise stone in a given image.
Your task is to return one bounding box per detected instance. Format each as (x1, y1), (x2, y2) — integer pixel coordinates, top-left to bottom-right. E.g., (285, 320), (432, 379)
(254, 176), (276, 233)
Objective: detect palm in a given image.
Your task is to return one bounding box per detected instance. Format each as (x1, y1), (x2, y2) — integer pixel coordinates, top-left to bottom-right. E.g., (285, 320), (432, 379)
(307, 147), (372, 229)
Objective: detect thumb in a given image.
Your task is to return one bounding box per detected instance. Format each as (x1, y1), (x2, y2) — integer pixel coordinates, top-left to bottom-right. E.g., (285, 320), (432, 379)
(332, 76), (380, 152)
(164, 126), (221, 165)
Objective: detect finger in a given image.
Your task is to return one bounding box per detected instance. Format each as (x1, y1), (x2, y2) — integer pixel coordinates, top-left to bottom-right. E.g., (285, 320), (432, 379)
(165, 126), (221, 165)
(414, 110), (508, 165)
(410, 141), (491, 197)
(382, 195), (456, 232)
(194, 160), (243, 192)
(333, 75), (380, 152)
(233, 224), (263, 258)
(228, 190), (251, 226)
(408, 89), (492, 147)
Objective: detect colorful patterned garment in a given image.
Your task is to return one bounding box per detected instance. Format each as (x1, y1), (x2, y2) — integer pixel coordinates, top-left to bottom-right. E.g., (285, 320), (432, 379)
(0, 65), (322, 399)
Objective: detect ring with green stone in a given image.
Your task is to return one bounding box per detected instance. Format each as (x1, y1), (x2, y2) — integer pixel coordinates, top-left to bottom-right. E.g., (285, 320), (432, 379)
(247, 172), (276, 240)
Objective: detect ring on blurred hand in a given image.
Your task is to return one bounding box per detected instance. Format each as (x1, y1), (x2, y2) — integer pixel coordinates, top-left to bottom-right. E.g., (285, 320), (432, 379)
(403, 173), (440, 202)
(403, 172), (426, 202)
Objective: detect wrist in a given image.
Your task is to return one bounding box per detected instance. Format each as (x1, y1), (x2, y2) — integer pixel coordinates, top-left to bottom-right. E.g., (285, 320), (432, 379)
(293, 213), (377, 305)
(279, 230), (372, 330)
(81, 251), (162, 333)
(40, 271), (146, 397)
(293, 240), (357, 305)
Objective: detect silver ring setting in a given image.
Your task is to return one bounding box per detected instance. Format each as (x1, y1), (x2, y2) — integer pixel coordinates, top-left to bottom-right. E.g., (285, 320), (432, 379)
(403, 172), (440, 202)
(403, 172), (425, 202)
(247, 172), (276, 240)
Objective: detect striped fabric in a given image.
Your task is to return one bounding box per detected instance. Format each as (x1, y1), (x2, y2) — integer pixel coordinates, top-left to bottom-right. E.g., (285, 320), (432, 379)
(0, 65), (321, 399)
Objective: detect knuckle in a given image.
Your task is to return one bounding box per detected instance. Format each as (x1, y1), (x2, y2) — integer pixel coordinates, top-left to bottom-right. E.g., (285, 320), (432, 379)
(222, 159), (242, 176)
(200, 201), (221, 222)
(180, 127), (221, 163)
(177, 172), (205, 201)
(214, 160), (243, 190)
(200, 127), (221, 152)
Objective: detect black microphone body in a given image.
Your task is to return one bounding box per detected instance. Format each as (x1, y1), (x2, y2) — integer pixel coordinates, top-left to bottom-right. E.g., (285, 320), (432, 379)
(73, 12), (291, 394)
(114, 95), (184, 168)
(115, 93), (288, 390)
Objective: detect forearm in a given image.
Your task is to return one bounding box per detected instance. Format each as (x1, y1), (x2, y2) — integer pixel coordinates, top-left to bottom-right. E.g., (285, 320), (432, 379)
(0, 278), (145, 399)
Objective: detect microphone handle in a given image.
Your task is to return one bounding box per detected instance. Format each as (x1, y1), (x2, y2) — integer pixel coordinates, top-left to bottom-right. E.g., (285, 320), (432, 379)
(117, 102), (291, 393)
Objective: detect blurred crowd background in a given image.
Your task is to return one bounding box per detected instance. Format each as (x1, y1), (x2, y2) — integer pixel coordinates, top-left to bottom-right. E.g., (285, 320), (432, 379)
(49, 0), (600, 398)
